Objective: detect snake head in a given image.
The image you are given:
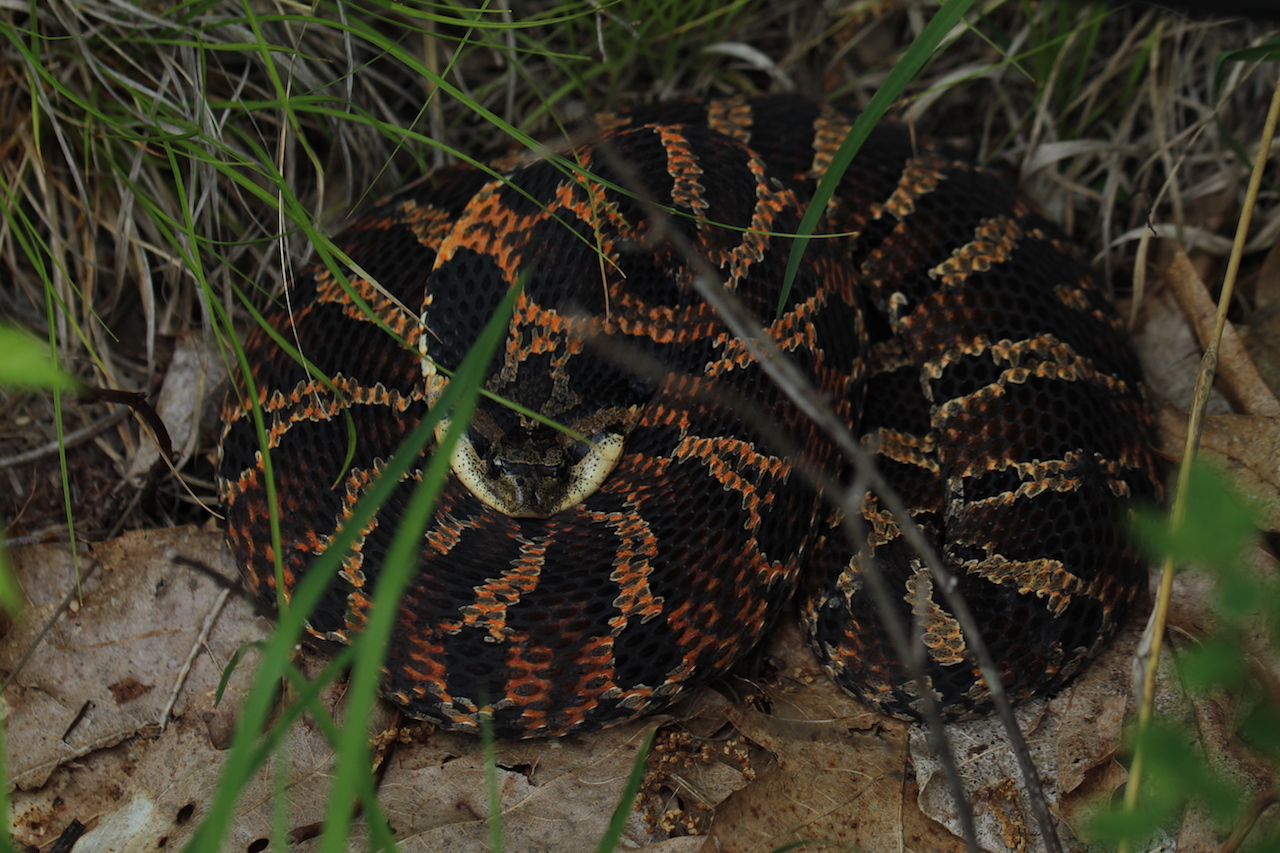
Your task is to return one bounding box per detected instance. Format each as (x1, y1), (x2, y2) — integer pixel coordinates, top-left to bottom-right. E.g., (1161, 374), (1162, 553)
(432, 406), (629, 518)
(422, 320), (651, 517)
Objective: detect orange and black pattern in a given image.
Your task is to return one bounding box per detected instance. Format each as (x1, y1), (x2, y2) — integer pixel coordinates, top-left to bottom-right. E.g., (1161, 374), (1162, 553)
(217, 96), (1160, 738)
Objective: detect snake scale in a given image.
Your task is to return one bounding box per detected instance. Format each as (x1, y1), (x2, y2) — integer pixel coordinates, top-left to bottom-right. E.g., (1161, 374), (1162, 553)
(217, 96), (1161, 739)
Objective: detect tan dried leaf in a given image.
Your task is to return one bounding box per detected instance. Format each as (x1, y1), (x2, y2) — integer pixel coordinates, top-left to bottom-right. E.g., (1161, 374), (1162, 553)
(696, 620), (955, 853)
(708, 703), (919, 853)
(1156, 404), (1280, 531)
(1162, 250), (1280, 417)
(1133, 287), (1232, 416)
(126, 335), (228, 482)
(3, 527), (261, 792)
(1242, 303), (1280, 402)
(366, 722), (663, 852)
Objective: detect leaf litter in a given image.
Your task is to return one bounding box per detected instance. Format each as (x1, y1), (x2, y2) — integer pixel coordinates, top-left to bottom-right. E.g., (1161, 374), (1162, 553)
(9, 133), (1280, 853)
(8, 519), (1269, 852)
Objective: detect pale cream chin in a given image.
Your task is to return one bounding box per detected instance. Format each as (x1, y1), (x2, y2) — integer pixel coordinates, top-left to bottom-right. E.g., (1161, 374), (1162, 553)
(435, 415), (625, 518)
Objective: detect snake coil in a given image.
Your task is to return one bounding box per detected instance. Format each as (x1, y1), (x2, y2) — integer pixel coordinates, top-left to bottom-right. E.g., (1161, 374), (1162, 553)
(218, 96), (1161, 738)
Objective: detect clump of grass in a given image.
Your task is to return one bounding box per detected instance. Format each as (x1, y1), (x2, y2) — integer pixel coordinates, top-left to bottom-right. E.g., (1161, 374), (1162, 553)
(3, 3), (1274, 537)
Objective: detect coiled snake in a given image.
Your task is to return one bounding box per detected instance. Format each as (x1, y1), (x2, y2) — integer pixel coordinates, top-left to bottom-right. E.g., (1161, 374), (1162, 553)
(218, 96), (1161, 739)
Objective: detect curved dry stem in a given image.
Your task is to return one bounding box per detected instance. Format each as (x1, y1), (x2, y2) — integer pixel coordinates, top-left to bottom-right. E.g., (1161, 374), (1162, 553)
(1120, 68), (1280, 850)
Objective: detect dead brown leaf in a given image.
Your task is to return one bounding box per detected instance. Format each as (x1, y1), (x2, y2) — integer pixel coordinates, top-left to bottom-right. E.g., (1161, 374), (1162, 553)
(1134, 286), (1233, 416)
(68, 668), (400, 853)
(366, 722), (666, 852)
(1156, 403), (1280, 531)
(1161, 563), (1280, 852)
(3, 527), (697, 852)
(910, 618), (1144, 852)
(689, 599), (1160, 853)
(1161, 251), (1280, 417)
(707, 703), (918, 853)
(697, 621), (960, 853)
(126, 335), (228, 484)
(1242, 303), (1280, 402)
(3, 521), (1268, 851)
(1254, 235), (1280, 311)
(3, 527), (262, 793)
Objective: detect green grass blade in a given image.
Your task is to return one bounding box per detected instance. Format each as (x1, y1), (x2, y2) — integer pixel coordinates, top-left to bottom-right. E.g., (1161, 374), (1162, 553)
(181, 276), (518, 851)
(777, 0), (977, 318)
(0, 325), (80, 393)
(592, 728), (656, 853)
(319, 282), (522, 850)
(483, 711), (504, 853)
